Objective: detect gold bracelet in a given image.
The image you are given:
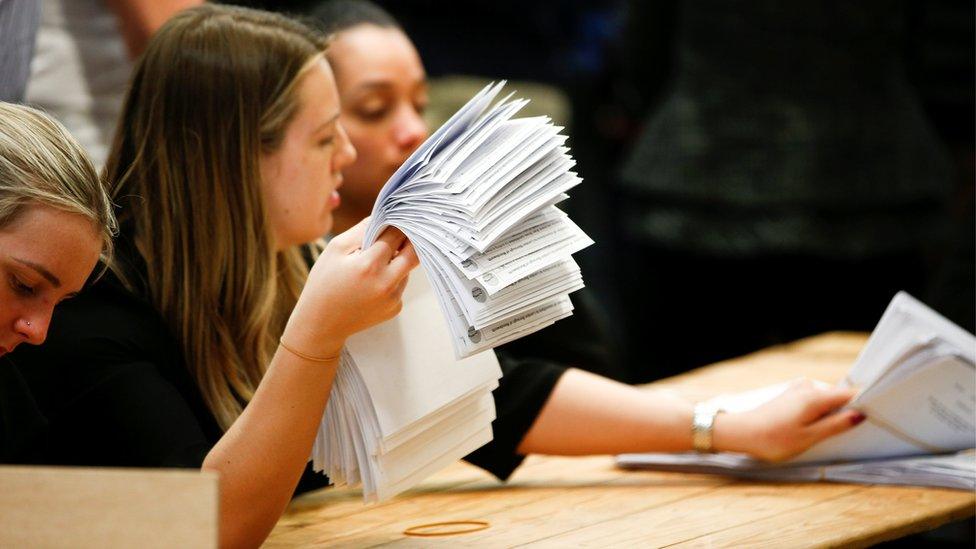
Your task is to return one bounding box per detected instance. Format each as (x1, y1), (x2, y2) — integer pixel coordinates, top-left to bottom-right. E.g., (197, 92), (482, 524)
(278, 338), (340, 363)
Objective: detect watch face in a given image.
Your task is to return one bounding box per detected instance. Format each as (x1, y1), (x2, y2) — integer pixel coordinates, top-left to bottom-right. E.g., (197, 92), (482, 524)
(692, 404), (720, 453)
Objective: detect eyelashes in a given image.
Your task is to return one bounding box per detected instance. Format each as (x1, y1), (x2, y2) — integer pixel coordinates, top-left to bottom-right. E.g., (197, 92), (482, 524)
(8, 274), (35, 297)
(357, 107), (388, 121)
(355, 102), (428, 122)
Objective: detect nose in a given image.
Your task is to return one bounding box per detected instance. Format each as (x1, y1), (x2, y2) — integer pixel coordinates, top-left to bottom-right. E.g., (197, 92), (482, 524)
(15, 310), (51, 346)
(335, 122), (357, 171)
(393, 107), (428, 152)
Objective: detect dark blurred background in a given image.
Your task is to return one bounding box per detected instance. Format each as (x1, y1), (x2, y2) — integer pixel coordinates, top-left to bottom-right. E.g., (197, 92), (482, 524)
(242, 0), (975, 383)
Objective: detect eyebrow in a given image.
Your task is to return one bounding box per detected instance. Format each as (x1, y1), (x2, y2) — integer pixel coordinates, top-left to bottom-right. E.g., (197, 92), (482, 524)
(313, 112), (341, 134)
(353, 79), (429, 93)
(353, 81), (395, 92)
(13, 258), (61, 288)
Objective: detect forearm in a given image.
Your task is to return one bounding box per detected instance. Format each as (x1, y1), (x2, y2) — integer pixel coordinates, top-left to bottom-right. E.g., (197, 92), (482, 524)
(516, 370), (860, 462)
(198, 224), (416, 547)
(517, 368), (696, 455)
(202, 348), (338, 549)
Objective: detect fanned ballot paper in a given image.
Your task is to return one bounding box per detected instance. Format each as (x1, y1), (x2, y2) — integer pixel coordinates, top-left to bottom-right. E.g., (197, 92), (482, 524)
(617, 292), (976, 490)
(362, 81), (592, 357)
(312, 82), (593, 502)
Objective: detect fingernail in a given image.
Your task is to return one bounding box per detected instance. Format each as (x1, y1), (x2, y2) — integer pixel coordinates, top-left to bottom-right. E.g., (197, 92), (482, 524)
(850, 412), (867, 426)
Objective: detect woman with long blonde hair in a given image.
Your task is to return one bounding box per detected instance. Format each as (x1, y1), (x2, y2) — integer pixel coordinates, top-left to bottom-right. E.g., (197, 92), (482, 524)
(9, 5), (416, 546)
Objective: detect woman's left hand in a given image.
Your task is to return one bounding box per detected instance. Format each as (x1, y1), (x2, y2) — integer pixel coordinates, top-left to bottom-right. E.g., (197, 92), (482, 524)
(713, 378), (865, 462)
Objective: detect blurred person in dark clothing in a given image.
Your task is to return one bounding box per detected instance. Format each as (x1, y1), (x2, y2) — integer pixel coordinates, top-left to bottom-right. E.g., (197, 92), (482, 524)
(614, 0), (968, 381)
(904, 0), (975, 334)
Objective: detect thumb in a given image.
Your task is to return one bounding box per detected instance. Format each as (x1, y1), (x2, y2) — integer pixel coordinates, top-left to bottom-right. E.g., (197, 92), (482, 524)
(807, 408), (866, 443)
(389, 240), (420, 278)
(805, 386), (858, 420)
(331, 217), (371, 252)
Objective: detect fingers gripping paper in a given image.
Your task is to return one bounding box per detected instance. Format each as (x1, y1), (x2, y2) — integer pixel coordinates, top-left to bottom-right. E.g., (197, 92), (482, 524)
(311, 83), (592, 502)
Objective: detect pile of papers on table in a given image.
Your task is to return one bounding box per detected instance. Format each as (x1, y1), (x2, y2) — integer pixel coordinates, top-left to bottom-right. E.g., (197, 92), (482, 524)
(617, 292), (976, 490)
(618, 449), (975, 490)
(312, 82), (592, 502)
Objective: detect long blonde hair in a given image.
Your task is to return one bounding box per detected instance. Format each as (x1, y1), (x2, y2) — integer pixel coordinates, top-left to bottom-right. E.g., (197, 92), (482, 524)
(104, 5), (327, 429)
(0, 102), (116, 261)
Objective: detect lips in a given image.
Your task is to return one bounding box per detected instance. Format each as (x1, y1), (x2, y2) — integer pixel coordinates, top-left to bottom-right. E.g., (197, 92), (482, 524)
(328, 174), (343, 209)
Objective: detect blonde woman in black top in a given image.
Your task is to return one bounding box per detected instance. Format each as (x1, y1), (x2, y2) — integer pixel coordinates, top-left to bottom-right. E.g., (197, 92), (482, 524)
(0, 102), (116, 458)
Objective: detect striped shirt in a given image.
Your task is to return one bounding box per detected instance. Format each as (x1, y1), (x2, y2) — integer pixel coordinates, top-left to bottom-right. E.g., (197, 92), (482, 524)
(0, 0), (41, 103)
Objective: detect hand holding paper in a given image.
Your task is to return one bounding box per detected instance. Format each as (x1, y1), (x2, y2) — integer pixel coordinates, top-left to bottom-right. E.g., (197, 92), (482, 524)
(617, 292), (976, 490)
(711, 379), (862, 462)
(311, 82), (593, 502)
(284, 221), (417, 359)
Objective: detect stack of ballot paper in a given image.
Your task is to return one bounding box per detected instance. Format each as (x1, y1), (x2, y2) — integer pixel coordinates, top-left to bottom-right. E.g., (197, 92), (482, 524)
(311, 82), (592, 502)
(616, 292), (976, 490)
(616, 450), (976, 491)
(362, 81), (593, 358)
(312, 272), (502, 503)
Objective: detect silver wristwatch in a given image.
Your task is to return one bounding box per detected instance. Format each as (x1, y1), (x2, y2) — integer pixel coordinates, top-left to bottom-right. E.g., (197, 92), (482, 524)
(692, 403), (724, 453)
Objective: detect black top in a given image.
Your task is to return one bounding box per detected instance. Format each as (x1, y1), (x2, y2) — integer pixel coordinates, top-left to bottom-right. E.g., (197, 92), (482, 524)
(0, 356), (46, 462)
(0, 241), (609, 488)
(6, 266), (222, 470)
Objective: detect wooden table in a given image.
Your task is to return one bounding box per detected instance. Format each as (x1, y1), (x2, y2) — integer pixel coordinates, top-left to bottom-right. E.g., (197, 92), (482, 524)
(266, 333), (975, 548)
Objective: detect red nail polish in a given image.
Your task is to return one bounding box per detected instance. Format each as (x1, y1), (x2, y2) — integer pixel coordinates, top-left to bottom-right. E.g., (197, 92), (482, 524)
(850, 412), (867, 426)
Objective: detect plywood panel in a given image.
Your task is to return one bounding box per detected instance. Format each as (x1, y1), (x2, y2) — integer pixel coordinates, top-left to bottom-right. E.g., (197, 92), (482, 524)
(0, 466), (218, 548)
